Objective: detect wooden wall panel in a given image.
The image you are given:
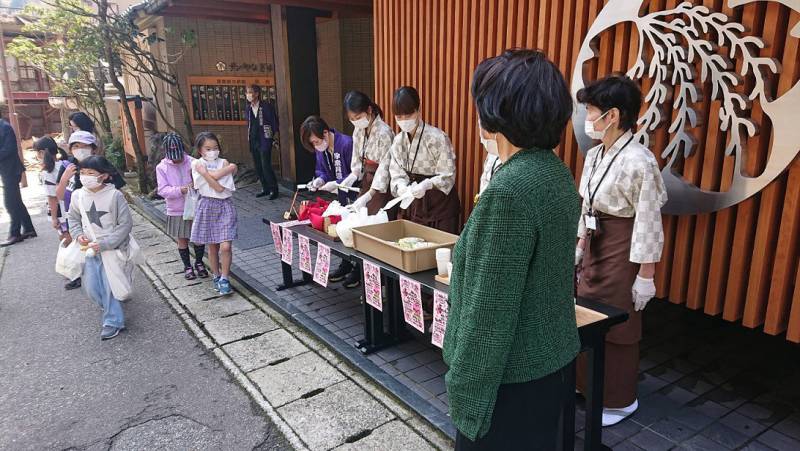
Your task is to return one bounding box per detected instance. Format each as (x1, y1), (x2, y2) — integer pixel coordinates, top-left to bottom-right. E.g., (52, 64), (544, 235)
(373, 0), (800, 342)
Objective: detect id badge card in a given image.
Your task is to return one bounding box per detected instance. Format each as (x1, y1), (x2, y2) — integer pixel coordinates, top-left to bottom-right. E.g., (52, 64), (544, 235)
(585, 214), (597, 231)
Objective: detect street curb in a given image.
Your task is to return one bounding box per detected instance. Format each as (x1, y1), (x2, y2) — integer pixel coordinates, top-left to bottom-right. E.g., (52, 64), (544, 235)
(126, 191), (457, 443)
(138, 262), (311, 451)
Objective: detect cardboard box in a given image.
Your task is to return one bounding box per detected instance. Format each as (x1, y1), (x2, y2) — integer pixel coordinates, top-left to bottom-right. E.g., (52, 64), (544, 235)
(351, 220), (459, 273)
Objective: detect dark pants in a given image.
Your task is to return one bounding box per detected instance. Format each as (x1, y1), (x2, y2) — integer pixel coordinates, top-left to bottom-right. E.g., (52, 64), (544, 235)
(455, 363), (572, 451)
(1, 172), (34, 238)
(250, 141), (278, 194)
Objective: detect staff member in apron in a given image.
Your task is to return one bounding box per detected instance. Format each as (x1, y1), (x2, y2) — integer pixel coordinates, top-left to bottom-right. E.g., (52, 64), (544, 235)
(301, 115), (360, 288)
(574, 75), (668, 426)
(387, 86), (460, 233)
(474, 152), (501, 205)
(344, 91), (396, 217)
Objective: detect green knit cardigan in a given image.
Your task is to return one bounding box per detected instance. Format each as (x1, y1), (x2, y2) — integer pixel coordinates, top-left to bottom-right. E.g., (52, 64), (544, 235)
(442, 148), (581, 441)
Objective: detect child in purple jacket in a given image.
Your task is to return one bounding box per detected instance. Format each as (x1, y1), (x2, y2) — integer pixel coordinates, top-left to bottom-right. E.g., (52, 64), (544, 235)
(156, 133), (208, 280)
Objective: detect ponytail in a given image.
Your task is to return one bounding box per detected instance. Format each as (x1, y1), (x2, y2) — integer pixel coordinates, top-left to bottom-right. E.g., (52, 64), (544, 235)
(33, 136), (63, 173)
(344, 90), (383, 120)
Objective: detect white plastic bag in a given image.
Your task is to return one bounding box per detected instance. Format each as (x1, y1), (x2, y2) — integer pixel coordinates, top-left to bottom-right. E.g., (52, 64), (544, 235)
(183, 188), (199, 221)
(55, 239), (84, 281)
(337, 207), (389, 248)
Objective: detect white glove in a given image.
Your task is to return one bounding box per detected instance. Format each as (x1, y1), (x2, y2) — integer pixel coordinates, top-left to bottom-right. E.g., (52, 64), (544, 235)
(307, 178), (324, 192)
(341, 173), (358, 188)
(410, 178), (433, 199)
(351, 192), (372, 210)
(632, 275), (656, 312)
(321, 181), (338, 193)
(575, 246), (584, 267)
(396, 183), (410, 198)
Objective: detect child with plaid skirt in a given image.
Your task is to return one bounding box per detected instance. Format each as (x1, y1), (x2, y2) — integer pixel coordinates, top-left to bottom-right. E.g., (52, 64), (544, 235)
(190, 132), (238, 295)
(156, 133), (208, 280)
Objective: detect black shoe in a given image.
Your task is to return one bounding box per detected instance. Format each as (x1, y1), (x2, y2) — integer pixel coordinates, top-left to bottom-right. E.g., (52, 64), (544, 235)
(269, 191), (279, 200)
(329, 262), (353, 282)
(22, 230), (37, 239)
(65, 277), (82, 290)
(342, 270), (361, 289)
(0, 235), (24, 247)
(256, 191), (268, 198)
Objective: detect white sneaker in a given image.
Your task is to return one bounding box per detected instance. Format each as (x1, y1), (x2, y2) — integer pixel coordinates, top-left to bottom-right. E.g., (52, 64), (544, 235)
(602, 399), (639, 427)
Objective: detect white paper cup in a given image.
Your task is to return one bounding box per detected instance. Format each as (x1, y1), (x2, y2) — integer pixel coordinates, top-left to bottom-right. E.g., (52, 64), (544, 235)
(437, 260), (449, 276)
(436, 248), (451, 261)
(447, 262), (453, 278)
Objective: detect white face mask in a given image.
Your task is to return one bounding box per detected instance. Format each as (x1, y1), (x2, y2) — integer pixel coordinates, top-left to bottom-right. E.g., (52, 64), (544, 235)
(479, 129), (499, 156)
(202, 150), (219, 161)
(80, 174), (103, 190)
(351, 117), (370, 130)
(73, 147), (92, 161)
(584, 110), (612, 140)
(246, 93), (254, 102)
(314, 141), (328, 152)
(397, 117), (418, 133)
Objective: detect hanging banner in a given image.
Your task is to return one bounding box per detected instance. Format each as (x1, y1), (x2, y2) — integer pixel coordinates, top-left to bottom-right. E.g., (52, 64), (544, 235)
(298, 235), (312, 274)
(363, 260), (383, 311)
(270, 222), (282, 255)
(431, 290), (449, 348)
(400, 276), (425, 333)
(313, 243), (331, 287)
(281, 227), (293, 265)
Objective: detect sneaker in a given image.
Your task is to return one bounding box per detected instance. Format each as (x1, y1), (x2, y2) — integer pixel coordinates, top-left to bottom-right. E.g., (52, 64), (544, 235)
(65, 277), (82, 290)
(342, 269), (361, 289)
(195, 262), (209, 278)
(218, 278), (232, 295)
(602, 399), (639, 427)
(100, 325), (122, 340)
(184, 267), (197, 280)
(329, 262), (352, 282)
(212, 275), (221, 292)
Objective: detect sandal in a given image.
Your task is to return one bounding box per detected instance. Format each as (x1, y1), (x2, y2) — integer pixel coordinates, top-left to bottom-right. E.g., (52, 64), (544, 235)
(195, 262), (209, 278)
(184, 267), (197, 280)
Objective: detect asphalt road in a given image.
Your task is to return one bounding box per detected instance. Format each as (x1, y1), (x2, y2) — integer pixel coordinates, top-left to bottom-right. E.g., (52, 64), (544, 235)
(0, 178), (290, 450)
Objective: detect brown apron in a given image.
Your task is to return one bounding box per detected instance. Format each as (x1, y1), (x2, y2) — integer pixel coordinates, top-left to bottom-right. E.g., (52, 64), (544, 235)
(575, 214), (641, 408)
(398, 172), (461, 234)
(360, 159), (396, 220)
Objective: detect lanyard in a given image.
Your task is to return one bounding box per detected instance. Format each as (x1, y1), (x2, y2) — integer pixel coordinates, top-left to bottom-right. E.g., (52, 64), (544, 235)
(360, 121), (372, 169)
(489, 157), (500, 181)
(405, 122), (426, 173)
(324, 148), (335, 175)
(586, 135), (634, 214)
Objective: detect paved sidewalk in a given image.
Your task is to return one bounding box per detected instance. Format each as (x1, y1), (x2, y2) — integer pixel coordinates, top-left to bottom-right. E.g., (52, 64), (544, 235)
(136, 182), (800, 451)
(129, 207), (450, 450)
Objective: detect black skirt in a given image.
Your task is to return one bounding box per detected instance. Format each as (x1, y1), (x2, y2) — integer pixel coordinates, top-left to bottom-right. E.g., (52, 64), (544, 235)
(455, 362), (572, 451)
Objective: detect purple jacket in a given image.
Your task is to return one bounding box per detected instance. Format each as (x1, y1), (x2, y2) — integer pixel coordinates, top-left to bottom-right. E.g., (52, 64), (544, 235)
(156, 155), (194, 216)
(315, 129), (355, 204)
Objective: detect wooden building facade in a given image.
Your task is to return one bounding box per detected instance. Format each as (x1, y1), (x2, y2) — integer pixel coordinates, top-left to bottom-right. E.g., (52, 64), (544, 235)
(372, 0), (800, 342)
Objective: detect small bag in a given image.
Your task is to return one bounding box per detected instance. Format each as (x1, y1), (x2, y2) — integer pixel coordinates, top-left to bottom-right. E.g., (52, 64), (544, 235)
(55, 239), (84, 281)
(183, 188), (199, 221)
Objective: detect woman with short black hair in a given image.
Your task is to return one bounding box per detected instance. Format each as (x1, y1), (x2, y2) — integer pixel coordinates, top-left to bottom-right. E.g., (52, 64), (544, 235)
(387, 86), (460, 233)
(443, 49), (580, 450)
(575, 74), (667, 426)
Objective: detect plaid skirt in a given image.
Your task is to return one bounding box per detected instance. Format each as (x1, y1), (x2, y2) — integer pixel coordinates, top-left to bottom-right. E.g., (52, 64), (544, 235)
(166, 215), (192, 239)
(190, 196), (238, 244)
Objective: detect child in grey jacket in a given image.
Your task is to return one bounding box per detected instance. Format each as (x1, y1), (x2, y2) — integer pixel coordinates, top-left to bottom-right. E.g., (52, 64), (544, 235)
(68, 156), (131, 340)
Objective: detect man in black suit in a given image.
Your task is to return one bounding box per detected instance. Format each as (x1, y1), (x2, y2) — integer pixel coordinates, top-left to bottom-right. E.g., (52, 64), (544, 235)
(245, 85), (280, 199)
(0, 112), (35, 246)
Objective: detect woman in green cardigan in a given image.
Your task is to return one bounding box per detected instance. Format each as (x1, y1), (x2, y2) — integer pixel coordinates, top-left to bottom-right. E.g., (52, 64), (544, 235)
(443, 49), (581, 450)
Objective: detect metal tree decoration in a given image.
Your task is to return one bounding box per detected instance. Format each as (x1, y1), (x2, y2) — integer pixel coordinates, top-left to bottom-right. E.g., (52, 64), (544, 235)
(572, 0), (800, 215)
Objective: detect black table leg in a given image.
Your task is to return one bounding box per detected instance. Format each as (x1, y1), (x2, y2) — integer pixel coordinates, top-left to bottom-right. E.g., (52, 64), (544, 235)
(584, 335), (610, 451)
(276, 261), (311, 291)
(356, 272), (402, 354)
(562, 359), (577, 451)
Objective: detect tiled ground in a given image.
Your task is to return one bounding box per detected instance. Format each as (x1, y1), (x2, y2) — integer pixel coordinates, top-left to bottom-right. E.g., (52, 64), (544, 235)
(143, 182), (800, 450)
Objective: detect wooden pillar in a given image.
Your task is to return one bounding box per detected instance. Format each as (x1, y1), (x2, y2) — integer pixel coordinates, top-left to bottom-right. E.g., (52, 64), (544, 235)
(271, 4), (297, 184)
